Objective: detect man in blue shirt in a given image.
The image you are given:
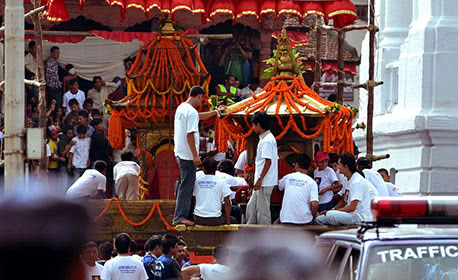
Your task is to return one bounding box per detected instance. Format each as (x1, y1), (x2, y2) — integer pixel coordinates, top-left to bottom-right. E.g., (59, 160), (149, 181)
(154, 234), (181, 280)
(142, 235), (162, 280)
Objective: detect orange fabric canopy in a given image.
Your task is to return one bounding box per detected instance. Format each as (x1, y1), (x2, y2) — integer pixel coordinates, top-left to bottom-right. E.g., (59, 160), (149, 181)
(26, 0), (357, 28)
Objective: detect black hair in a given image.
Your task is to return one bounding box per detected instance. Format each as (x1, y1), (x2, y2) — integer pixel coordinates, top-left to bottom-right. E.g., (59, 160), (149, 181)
(93, 76), (102, 83)
(50, 46), (59, 53)
(189, 85), (205, 97)
(65, 64), (74, 72)
(68, 98), (79, 107)
(250, 77), (260, 85)
(328, 153), (339, 164)
(114, 233), (131, 254)
(339, 153), (357, 174)
(25, 70), (35, 80)
(224, 74), (234, 82)
(82, 241), (97, 252)
(78, 110), (89, 119)
(296, 154), (311, 170)
(98, 241), (113, 261)
(69, 79), (78, 86)
(76, 125), (88, 134)
(129, 240), (137, 254)
(91, 109), (101, 116)
(28, 41), (36, 49)
(145, 235), (162, 252)
(356, 157), (372, 171)
(203, 157), (218, 174)
(161, 234), (178, 255)
(83, 98), (93, 107)
(378, 168), (389, 176)
(251, 111), (270, 130)
(121, 151), (133, 161)
(91, 118), (103, 127)
(327, 94), (337, 102)
(177, 240), (186, 247)
(94, 160), (107, 172)
(63, 126), (74, 134)
(217, 159), (235, 176)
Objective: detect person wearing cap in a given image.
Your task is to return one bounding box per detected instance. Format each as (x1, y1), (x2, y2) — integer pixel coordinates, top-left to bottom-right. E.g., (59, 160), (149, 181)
(88, 76), (120, 114)
(314, 151), (340, 212)
(315, 153), (378, 225)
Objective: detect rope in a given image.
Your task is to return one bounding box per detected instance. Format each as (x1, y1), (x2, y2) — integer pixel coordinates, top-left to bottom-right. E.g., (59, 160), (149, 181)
(92, 198), (177, 231)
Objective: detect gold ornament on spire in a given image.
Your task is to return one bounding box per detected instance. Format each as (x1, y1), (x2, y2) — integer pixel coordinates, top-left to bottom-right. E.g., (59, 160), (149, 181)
(272, 28), (300, 77)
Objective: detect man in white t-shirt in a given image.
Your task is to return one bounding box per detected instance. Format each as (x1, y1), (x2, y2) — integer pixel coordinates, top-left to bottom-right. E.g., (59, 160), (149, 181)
(247, 111), (278, 225)
(66, 160), (107, 199)
(278, 154), (319, 224)
(316, 153), (378, 225)
(193, 157), (234, 226)
(378, 168), (401, 197)
(182, 245), (230, 280)
(357, 157), (390, 196)
(81, 242), (104, 280)
(313, 151), (340, 212)
(234, 149), (247, 176)
(63, 79), (86, 115)
(101, 233), (148, 280)
(173, 86), (224, 226)
(113, 151), (141, 200)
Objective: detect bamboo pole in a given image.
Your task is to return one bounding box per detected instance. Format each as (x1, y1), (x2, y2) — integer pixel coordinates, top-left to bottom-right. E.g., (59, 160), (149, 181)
(0, 5), (47, 33)
(367, 0), (376, 160)
(316, 80), (383, 89)
(313, 24), (322, 92)
(4, 0), (25, 195)
(31, 0), (48, 174)
(321, 24), (379, 33)
(336, 30), (345, 104)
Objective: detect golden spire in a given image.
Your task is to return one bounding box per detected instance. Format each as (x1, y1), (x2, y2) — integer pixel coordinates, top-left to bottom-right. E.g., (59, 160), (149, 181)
(161, 14), (176, 37)
(272, 28), (299, 77)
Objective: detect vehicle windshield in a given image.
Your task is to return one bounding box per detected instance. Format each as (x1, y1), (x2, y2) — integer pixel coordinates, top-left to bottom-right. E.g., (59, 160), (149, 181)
(365, 244), (458, 280)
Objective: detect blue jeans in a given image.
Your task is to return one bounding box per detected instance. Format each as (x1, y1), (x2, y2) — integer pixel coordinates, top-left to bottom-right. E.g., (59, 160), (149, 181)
(173, 157), (196, 224)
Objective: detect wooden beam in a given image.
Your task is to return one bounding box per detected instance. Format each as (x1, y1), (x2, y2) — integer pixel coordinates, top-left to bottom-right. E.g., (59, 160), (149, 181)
(321, 24), (379, 33)
(23, 30), (232, 39)
(367, 0), (376, 160)
(318, 80), (383, 90)
(0, 5), (47, 33)
(336, 30), (345, 104)
(31, 0), (48, 174)
(313, 24), (322, 92)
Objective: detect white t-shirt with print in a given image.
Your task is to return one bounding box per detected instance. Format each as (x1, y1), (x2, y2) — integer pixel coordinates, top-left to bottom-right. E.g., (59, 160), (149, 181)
(314, 167), (338, 204)
(66, 169), (106, 199)
(85, 262), (104, 280)
(386, 182), (401, 197)
(101, 255), (148, 280)
(199, 263), (230, 280)
(347, 172), (378, 222)
(193, 174), (232, 218)
(362, 169), (390, 197)
(69, 136), (91, 168)
(174, 103), (199, 160)
(278, 172), (319, 224)
(255, 130), (278, 187)
(234, 150), (247, 171)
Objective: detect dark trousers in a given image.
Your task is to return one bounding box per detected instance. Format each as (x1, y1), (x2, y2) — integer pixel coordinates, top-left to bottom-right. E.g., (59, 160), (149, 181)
(194, 214), (237, 226)
(46, 86), (62, 108)
(319, 199), (335, 212)
(173, 157), (196, 224)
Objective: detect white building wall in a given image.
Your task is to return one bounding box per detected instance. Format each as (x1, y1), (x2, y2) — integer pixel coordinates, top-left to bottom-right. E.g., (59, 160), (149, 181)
(356, 0), (458, 194)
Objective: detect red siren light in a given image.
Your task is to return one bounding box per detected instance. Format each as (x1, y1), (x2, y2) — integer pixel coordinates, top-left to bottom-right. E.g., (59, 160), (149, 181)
(371, 197), (458, 225)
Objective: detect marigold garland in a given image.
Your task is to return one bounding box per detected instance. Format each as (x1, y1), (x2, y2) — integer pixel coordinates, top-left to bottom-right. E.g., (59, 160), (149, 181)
(214, 76), (354, 154)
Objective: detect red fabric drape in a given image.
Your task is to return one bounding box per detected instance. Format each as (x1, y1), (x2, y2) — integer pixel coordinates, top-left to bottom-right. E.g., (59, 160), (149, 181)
(305, 62), (357, 75)
(272, 30), (308, 46)
(25, 0), (357, 27)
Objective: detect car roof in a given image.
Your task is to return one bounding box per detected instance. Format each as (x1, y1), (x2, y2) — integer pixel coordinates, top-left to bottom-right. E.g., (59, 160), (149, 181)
(318, 225), (458, 243)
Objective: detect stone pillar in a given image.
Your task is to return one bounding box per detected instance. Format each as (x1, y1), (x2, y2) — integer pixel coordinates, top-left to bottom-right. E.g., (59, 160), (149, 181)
(356, 0), (458, 194)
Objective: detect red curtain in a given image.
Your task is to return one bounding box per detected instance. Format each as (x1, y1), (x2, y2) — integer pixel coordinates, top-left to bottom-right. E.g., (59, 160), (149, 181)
(26, 0), (357, 27)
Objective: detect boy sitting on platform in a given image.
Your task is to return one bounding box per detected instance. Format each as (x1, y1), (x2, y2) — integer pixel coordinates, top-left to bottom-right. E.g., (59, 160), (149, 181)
(193, 157), (236, 226)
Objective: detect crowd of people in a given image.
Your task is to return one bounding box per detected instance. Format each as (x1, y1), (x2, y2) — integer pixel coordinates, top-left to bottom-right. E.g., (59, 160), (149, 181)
(78, 232), (230, 280)
(173, 85), (400, 226)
